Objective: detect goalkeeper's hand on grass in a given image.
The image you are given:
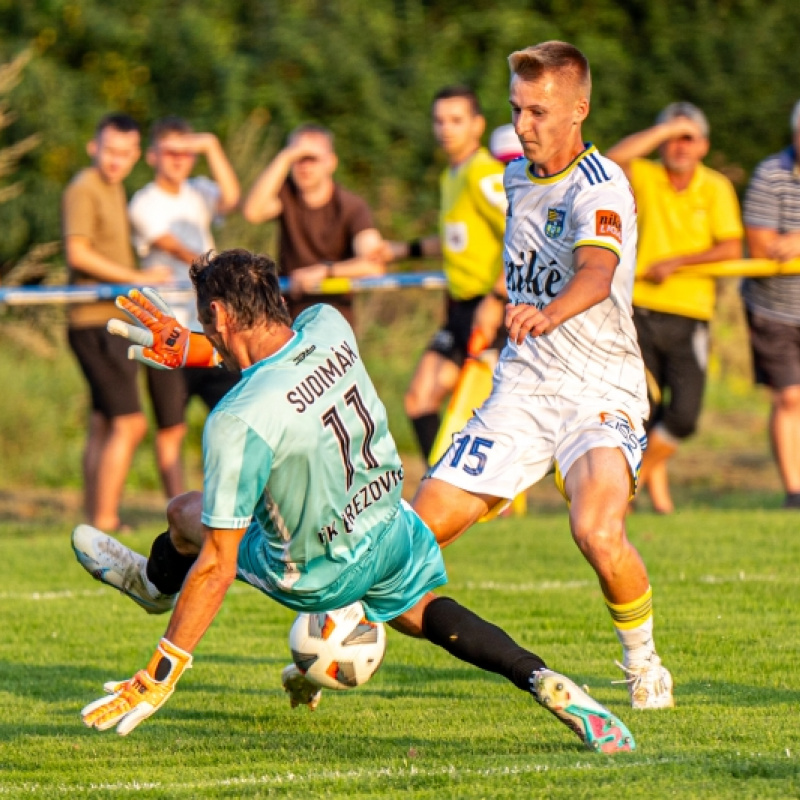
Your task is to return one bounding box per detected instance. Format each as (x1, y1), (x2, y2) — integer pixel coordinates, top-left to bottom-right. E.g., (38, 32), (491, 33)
(106, 287), (220, 369)
(81, 638), (192, 735)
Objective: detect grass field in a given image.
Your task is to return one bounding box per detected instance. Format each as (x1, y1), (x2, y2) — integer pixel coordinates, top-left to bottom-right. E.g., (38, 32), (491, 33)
(1, 506), (799, 798)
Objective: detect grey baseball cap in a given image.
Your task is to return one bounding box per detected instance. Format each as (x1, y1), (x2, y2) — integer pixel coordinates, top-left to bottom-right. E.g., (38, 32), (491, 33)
(656, 102), (709, 138)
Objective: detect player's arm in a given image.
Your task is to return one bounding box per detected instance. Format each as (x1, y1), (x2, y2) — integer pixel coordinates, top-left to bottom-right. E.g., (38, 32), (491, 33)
(505, 246), (617, 344)
(81, 525), (246, 735)
(65, 235), (171, 285)
(605, 118), (703, 179)
(163, 525), (247, 651)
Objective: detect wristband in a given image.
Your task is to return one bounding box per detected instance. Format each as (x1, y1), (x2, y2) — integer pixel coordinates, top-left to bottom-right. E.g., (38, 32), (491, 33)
(408, 239), (423, 259)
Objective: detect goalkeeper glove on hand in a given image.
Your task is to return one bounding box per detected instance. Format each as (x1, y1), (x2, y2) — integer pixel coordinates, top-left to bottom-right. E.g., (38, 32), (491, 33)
(81, 637), (193, 735)
(107, 287), (220, 369)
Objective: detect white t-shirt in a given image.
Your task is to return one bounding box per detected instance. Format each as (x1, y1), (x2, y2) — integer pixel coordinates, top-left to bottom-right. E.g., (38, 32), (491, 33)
(495, 145), (648, 418)
(129, 177), (220, 329)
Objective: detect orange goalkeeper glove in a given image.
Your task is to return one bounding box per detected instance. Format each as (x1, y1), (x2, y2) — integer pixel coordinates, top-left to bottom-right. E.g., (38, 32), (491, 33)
(81, 637), (192, 735)
(107, 287), (220, 369)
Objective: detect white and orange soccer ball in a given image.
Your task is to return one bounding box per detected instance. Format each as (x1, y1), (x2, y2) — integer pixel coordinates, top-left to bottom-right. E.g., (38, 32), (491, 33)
(289, 601), (387, 691)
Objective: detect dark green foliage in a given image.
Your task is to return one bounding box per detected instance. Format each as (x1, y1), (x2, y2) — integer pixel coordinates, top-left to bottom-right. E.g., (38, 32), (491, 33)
(0, 0), (799, 268)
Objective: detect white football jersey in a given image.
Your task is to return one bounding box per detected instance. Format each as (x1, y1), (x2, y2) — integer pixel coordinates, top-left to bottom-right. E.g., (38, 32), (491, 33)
(495, 145), (648, 418)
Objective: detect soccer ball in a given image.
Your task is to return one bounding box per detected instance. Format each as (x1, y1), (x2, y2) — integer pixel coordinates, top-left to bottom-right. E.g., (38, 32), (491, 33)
(289, 601), (386, 690)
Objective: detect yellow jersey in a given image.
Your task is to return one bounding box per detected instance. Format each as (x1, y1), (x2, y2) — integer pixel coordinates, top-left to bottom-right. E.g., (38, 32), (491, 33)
(630, 158), (743, 320)
(440, 147), (507, 300)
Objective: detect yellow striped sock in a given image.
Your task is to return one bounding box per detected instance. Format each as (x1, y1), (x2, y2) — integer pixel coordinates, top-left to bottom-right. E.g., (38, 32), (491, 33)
(605, 586), (653, 631)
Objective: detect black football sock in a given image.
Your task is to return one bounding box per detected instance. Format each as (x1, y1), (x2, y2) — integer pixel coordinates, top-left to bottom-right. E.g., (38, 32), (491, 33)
(422, 596), (546, 692)
(146, 530), (197, 595)
(411, 413), (441, 461)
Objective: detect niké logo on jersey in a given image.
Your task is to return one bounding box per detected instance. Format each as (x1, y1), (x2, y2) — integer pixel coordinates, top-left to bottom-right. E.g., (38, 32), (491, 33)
(544, 208), (566, 239)
(506, 250), (564, 299)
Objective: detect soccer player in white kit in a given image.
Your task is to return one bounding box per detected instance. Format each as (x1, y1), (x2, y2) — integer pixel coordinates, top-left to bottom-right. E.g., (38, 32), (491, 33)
(416, 41), (674, 710)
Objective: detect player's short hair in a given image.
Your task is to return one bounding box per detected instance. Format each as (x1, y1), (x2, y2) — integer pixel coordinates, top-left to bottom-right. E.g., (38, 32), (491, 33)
(790, 100), (800, 133)
(432, 85), (482, 117)
(95, 113), (140, 138)
(655, 102), (709, 138)
(508, 41), (591, 99)
(288, 123), (335, 149)
(191, 249), (292, 330)
(149, 115), (193, 145)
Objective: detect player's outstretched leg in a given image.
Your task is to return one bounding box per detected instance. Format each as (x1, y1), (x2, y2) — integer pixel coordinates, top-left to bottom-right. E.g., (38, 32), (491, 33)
(410, 596), (636, 753)
(71, 524), (176, 615)
(281, 664), (322, 711)
(531, 669), (635, 753)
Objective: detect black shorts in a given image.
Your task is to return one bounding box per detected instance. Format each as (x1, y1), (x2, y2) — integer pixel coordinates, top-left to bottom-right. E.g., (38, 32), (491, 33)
(426, 296), (505, 368)
(633, 308), (709, 440)
(147, 366), (240, 430)
(746, 310), (800, 390)
(68, 326), (141, 419)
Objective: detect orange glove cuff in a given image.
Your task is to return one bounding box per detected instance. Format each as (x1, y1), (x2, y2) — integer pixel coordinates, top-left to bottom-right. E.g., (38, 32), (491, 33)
(146, 637), (193, 684)
(186, 333), (221, 368)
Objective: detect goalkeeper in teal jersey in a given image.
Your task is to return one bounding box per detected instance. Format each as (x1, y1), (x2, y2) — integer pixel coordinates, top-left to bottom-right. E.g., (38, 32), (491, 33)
(202, 300), (441, 620)
(72, 247), (635, 754)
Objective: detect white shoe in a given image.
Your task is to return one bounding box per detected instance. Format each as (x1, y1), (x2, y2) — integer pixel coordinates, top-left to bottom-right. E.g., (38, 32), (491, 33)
(615, 655), (675, 709)
(71, 524), (176, 615)
(281, 664), (322, 711)
(531, 669), (635, 753)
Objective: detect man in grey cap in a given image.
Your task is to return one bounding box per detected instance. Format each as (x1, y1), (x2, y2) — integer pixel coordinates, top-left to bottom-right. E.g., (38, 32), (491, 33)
(742, 101), (800, 509)
(606, 103), (743, 513)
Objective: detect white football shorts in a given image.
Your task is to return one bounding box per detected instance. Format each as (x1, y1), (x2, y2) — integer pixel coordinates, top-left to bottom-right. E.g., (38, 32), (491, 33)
(428, 391), (646, 501)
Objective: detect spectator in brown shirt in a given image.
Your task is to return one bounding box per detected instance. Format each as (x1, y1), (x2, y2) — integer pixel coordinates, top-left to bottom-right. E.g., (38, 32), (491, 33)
(241, 124), (388, 323)
(62, 113), (171, 532)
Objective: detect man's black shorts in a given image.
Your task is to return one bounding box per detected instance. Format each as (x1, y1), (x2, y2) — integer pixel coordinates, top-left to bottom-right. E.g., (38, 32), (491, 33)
(147, 366), (240, 430)
(68, 326), (141, 419)
(426, 296), (505, 368)
(746, 310), (800, 390)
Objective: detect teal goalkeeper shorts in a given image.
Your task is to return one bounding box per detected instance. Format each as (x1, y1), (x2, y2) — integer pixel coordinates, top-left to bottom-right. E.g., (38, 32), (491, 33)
(235, 500), (448, 623)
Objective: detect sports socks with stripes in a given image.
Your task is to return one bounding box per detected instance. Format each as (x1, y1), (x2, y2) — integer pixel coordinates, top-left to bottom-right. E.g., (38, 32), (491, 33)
(605, 586), (657, 667)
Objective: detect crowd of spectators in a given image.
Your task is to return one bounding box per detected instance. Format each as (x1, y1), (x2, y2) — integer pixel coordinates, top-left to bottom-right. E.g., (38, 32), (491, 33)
(58, 93), (800, 528)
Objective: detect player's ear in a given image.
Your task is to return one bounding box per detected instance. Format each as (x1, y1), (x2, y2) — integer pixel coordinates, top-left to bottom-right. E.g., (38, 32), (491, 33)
(86, 139), (98, 159)
(474, 114), (486, 141)
(696, 137), (710, 159)
(145, 147), (157, 168)
(573, 96), (590, 125)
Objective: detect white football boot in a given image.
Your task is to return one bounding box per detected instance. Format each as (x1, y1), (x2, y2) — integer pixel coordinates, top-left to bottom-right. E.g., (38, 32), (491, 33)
(281, 664), (322, 711)
(531, 669), (636, 753)
(615, 654), (675, 709)
(71, 524), (176, 615)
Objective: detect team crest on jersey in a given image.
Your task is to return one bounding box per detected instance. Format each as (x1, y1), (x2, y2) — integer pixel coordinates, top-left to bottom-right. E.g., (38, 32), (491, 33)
(544, 208), (566, 239)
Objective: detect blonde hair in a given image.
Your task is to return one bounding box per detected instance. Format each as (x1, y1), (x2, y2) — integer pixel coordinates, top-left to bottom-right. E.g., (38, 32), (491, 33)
(508, 41), (591, 99)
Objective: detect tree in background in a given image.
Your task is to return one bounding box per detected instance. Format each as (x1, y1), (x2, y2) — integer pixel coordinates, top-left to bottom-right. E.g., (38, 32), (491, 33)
(0, 0), (799, 271)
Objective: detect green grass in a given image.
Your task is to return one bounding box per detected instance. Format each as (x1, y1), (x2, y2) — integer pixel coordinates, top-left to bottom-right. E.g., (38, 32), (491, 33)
(1, 508), (799, 798)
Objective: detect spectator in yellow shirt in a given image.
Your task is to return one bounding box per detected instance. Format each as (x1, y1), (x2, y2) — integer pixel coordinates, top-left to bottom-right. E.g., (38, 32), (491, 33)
(606, 103), (743, 513)
(395, 86), (507, 464)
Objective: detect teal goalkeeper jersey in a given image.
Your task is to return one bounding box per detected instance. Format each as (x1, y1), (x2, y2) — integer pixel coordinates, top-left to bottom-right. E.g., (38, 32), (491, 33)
(201, 305), (404, 593)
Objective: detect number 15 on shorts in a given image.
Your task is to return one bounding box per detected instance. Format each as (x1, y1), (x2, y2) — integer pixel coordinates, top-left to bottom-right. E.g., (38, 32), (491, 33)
(449, 435), (494, 476)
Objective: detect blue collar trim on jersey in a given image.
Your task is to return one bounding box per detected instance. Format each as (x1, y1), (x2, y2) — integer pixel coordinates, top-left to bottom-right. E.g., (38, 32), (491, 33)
(526, 143), (599, 184)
